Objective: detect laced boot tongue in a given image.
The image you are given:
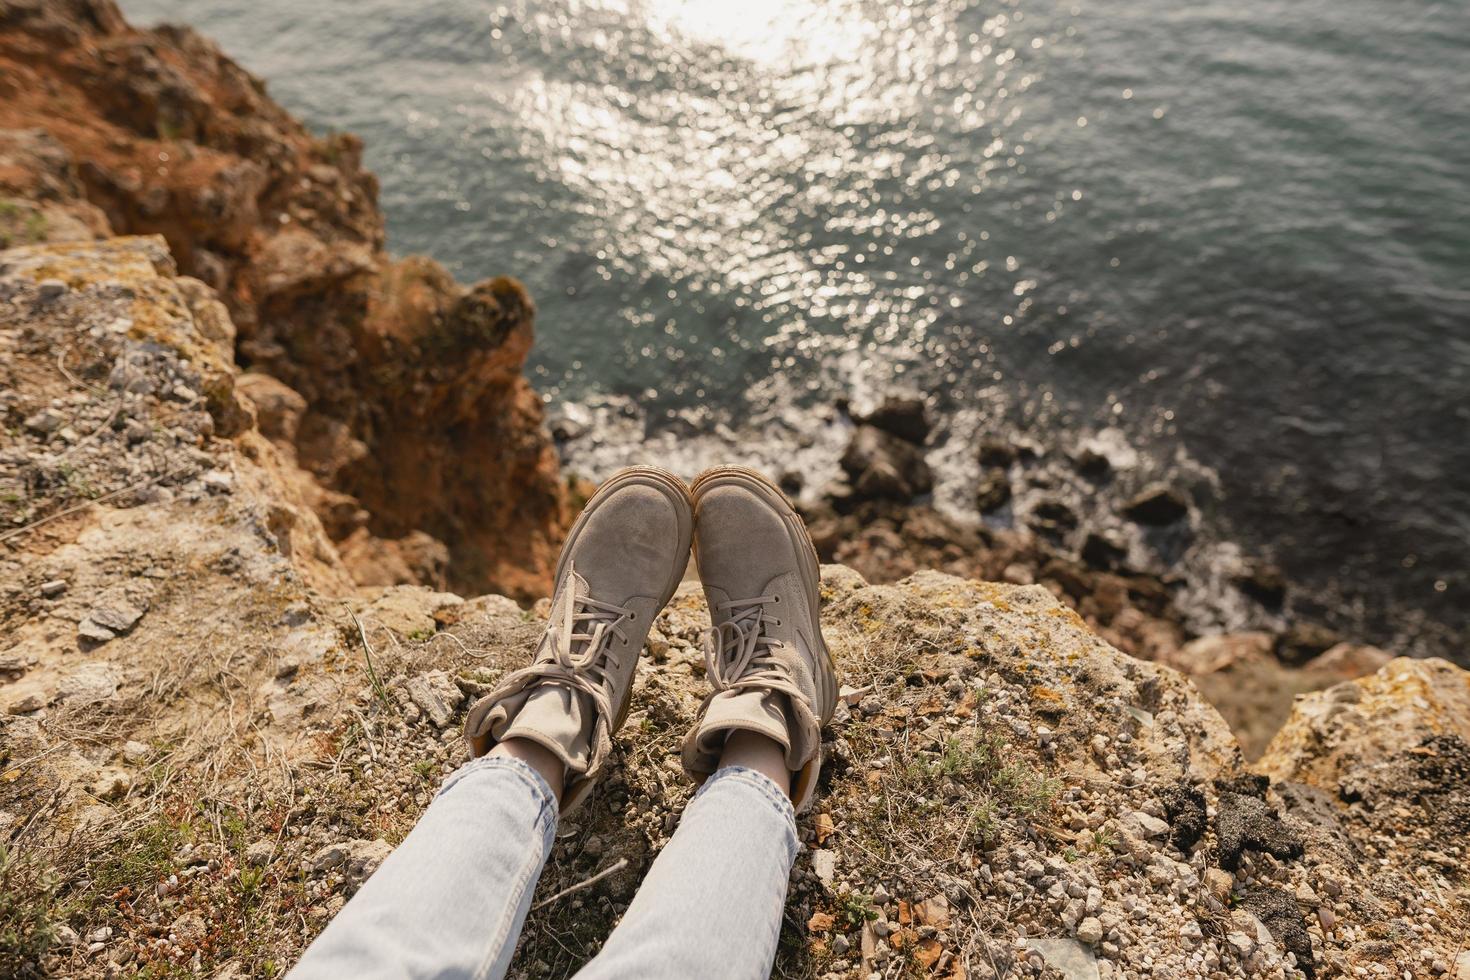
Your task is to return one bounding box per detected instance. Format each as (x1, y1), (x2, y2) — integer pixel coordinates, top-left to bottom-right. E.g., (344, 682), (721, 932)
(556, 570), (597, 663)
(706, 596), (778, 689)
(692, 596), (810, 767)
(492, 566), (621, 779)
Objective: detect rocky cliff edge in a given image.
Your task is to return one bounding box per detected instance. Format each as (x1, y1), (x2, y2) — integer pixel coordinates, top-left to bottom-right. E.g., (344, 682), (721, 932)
(1, 239), (1465, 980)
(0, 0), (568, 599)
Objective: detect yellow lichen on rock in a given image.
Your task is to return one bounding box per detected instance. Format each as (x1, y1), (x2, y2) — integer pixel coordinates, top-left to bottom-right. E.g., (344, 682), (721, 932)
(1256, 655), (1470, 787)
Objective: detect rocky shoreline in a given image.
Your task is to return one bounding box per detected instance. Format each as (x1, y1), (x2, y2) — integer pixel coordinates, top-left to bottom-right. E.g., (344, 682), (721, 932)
(553, 392), (1402, 758)
(1, 3), (1467, 979)
(786, 395), (1406, 758)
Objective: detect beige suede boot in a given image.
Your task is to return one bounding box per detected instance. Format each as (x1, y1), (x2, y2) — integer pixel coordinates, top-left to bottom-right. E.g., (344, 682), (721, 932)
(681, 466), (839, 811)
(464, 466), (692, 811)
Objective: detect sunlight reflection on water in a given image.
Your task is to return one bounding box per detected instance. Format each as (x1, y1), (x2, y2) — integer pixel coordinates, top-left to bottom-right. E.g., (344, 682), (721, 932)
(118, 0), (1470, 655)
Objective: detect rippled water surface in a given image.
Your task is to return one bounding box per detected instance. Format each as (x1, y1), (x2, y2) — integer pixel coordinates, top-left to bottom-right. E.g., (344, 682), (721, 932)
(122, 0), (1470, 652)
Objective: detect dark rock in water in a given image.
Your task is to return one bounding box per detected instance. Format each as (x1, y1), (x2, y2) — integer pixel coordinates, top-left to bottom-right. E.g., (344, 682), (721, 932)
(854, 464), (911, 502)
(1073, 445), (1112, 481)
(1040, 559), (1093, 603)
(1081, 530), (1127, 570)
(1276, 621), (1341, 666)
(1243, 887), (1315, 978)
(1235, 560), (1287, 608)
(976, 472), (1011, 513)
(804, 507), (845, 558)
(546, 405), (591, 442)
(1029, 499), (1078, 536)
(1215, 785), (1304, 871)
(1122, 484), (1190, 525)
(859, 396), (930, 445)
(977, 437), (1017, 469)
(821, 479), (858, 516)
(840, 425), (933, 502)
(1161, 785), (1207, 852)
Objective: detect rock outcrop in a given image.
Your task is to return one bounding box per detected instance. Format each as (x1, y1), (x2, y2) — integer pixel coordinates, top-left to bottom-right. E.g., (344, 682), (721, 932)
(0, 0), (567, 598)
(2, 243), (1466, 977)
(803, 400), (1423, 764)
(2, 9), (1466, 980)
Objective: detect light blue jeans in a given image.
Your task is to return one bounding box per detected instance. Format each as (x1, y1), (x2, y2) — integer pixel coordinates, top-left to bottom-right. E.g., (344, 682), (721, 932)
(288, 757), (799, 980)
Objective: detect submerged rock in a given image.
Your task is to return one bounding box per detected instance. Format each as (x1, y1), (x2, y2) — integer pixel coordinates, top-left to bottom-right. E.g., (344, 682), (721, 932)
(1028, 498), (1078, 536)
(1080, 530), (1127, 570)
(1275, 621), (1342, 666)
(977, 437), (1021, 468)
(855, 395), (930, 445)
(1122, 484), (1190, 525)
(839, 425), (933, 502)
(975, 471), (1011, 513)
(1234, 559), (1287, 608)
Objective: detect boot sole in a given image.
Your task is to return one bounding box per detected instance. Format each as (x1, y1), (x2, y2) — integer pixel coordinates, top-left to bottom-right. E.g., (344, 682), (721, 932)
(559, 464), (694, 732)
(689, 465), (838, 725)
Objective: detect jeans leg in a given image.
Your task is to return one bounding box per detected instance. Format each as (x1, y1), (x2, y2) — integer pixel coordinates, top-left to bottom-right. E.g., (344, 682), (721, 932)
(288, 755), (557, 980)
(573, 766), (799, 980)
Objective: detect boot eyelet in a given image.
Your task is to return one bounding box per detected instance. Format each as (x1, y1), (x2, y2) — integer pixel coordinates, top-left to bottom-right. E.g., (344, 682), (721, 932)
(773, 596), (781, 603)
(627, 612), (636, 621)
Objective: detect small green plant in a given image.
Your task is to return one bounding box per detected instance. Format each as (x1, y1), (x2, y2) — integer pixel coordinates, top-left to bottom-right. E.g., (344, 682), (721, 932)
(93, 816), (190, 898)
(221, 812), (250, 853)
(835, 892), (878, 931)
(933, 734), (1005, 779)
(237, 865), (265, 900)
(347, 606), (396, 715)
(0, 844), (59, 974)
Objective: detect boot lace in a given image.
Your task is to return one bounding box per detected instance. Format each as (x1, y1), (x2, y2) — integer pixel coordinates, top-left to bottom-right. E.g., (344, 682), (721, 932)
(701, 595), (804, 702)
(513, 561), (634, 724)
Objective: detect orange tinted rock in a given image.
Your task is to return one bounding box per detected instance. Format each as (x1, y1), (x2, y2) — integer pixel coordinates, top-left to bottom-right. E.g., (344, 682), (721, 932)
(0, 1), (568, 598)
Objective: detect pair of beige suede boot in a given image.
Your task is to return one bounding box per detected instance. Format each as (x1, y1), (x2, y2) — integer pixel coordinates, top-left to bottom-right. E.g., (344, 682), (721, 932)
(464, 466), (839, 812)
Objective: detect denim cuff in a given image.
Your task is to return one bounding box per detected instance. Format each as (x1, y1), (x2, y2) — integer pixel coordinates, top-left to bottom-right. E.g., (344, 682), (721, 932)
(698, 765), (800, 861)
(439, 755), (559, 847)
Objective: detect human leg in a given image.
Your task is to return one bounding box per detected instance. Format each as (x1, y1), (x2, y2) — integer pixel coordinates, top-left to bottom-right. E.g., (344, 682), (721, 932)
(291, 466), (694, 979)
(571, 747), (798, 980)
(574, 466), (840, 979)
(287, 753), (557, 980)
